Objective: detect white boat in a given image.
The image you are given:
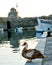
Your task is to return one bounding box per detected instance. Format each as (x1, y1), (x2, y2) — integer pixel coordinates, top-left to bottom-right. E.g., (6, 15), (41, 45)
(35, 18), (52, 37)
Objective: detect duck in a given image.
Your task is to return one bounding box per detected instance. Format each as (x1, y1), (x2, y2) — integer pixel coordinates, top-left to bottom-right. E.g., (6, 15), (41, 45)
(22, 42), (46, 62)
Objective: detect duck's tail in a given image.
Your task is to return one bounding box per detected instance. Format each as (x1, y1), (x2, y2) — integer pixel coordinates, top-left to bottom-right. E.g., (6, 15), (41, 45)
(38, 53), (46, 58)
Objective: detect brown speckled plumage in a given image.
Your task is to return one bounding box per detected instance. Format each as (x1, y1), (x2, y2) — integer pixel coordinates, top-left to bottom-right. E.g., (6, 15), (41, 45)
(22, 42), (45, 62)
(22, 47), (45, 59)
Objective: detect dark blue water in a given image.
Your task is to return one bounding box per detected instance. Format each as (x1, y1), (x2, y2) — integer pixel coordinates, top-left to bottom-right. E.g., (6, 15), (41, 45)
(0, 30), (36, 48)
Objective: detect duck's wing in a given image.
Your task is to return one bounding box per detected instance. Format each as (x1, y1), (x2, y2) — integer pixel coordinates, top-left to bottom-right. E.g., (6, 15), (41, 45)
(26, 49), (35, 57)
(26, 49), (42, 57)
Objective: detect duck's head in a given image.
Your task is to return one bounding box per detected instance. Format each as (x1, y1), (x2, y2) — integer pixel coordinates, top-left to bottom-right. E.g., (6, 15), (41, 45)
(22, 42), (28, 49)
(22, 42), (27, 46)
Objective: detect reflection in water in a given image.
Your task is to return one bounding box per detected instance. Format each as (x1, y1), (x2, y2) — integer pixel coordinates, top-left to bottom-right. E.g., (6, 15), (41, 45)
(0, 33), (39, 65)
(0, 30), (36, 49)
(0, 30), (37, 53)
(0, 30), (36, 57)
(0, 41), (12, 48)
(0, 41), (19, 54)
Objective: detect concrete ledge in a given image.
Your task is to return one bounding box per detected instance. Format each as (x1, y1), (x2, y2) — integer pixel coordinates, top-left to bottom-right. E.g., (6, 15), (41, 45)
(34, 32), (47, 65)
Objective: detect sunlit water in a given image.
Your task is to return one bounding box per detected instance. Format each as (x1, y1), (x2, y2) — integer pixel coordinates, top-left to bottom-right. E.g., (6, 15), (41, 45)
(0, 37), (40, 65)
